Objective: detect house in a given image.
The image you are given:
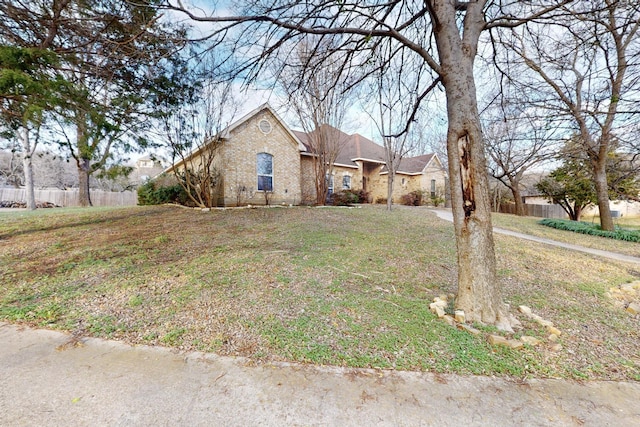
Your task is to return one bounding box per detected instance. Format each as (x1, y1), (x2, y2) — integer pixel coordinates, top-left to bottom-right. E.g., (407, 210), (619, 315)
(131, 155), (166, 185)
(164, 103), (447, 207)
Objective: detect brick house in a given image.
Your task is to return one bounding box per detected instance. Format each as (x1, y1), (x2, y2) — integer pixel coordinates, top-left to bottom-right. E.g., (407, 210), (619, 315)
(166, 103), (447, 206)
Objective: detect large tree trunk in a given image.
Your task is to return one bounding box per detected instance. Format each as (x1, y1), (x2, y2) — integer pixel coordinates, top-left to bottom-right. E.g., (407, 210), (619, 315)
(446, 103), (510, 329)
(77, 157), (92, 207)
(434, 0), (513, 330)
(574, 205), (582, 222)
(20, 127), (36, 210)
(510, 179), (524, 216)
(593, 158), (613, 231)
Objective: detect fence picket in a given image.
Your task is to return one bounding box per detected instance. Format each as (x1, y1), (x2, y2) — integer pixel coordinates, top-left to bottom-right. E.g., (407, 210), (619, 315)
(0, 188), (137, 207)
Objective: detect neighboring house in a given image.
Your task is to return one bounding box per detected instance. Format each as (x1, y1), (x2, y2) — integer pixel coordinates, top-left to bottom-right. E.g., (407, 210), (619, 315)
(164, 103), (447, 207)
(130, 155), (166, 186)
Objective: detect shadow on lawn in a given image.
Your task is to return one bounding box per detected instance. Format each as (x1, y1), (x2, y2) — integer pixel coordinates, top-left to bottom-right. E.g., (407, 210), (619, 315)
(0, 207), (166, 241)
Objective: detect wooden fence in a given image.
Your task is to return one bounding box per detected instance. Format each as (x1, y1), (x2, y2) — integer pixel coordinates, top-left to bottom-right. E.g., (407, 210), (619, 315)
(498, 202), (568, 219)
(0, 188), (137, 207)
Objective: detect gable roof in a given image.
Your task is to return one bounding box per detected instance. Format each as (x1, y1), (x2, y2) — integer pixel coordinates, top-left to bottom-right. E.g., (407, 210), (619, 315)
(165, 103), (305, 173)
(294, 125), (387, 168)
(381, 153), (440, 176)
(295, 125), (443, 176)
(223, 103), (306, 152)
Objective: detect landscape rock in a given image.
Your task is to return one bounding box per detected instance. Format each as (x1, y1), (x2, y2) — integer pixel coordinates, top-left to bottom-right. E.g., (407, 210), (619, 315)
(626, 302), (640, 315)
(442, 315), (456, 326)
(508, 340), (524, 350)
(431, 298), (448, 308)
(550, 343), (563, 352)
(533, 315), (554, 328)
(518, 305), (532, 316)
(429, 304), (446, 318)
(548, 334), (559, 342)
(488, 335), (510, 347)
(454, 310), (465, 324)
(620, 283), (634, 292)
(547, 326), (562, 337)
(520, 336), (541, 346)
(457, 324), (481, 335)
(0, 200), (59, 208)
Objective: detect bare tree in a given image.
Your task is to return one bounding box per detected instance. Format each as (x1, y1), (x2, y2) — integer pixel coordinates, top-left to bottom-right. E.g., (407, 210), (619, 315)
(0, 146), (24, 188)
(278, 37), (351, 205)
(491, 0), (640, 230)
(165, 0), (573, 330)
(483, 99), (558, 216)
(162, 74), (239, 208)
(363, 42), (428, 211)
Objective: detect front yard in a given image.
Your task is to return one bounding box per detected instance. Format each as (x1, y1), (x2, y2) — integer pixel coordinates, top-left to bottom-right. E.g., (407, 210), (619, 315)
(1, 205), (638, 380)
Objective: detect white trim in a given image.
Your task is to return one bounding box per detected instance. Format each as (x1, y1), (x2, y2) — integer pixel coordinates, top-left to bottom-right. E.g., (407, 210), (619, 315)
(380, 171), (422, 176)
(351, 157), (386, 164)
(333, 162), (359, 169)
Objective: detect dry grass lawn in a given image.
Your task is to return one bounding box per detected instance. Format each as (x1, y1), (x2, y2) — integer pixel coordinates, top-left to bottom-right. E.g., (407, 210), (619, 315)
(1, 205), (638, 380)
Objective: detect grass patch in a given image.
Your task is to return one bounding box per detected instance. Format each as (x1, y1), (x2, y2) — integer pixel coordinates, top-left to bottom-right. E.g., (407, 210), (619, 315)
(539, 218), (640, 242)
(0, 205), (638, 380)
(491, 212), (640, 258)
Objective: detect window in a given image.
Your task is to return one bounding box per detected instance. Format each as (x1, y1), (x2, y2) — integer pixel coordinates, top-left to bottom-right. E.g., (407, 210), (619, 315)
(342, 175), (351, 190)
(430, 179), (436, 197)
(258, 119), (272, 134)
(257, 153), (273, 191)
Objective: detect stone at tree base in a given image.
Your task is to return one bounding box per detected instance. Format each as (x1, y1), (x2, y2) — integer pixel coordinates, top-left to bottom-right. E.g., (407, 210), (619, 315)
(532, 315), (554, 328)
(430, 304), (446, 318)
(626, 302), (640, 315)
(442, 315), (456, 326)
(431, 297), (448, 308)
(518, 306), (532, 316)
(454, 310), (465, 323)
(488, 335), (510, 347)
(547, 326), (562, 337)
(508, 340), (524, 350)
(457, 324), (481, 335)
(550, 343), (563, 352)
(520, 336), (541, 346)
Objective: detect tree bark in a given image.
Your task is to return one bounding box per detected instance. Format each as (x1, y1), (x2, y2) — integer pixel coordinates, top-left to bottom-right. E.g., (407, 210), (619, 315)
(20, 127), (36, 210)
(510, 178), (524, 216)
(77, 157), (92, 207)
(593, 157), (613, 230)
(386, 171), (394, 211)
(433, 0), (513, 330)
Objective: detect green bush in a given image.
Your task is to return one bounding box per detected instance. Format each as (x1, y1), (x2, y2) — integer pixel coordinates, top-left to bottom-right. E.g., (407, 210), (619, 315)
(539, 218), (640, 242)
(137, 181), (190, 206)
(430, 193), (446, 207)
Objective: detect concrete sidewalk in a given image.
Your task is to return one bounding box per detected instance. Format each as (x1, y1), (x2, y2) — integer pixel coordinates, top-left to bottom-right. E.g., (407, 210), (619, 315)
(1, 322), (639, 426)
(429, 209), (640, 266)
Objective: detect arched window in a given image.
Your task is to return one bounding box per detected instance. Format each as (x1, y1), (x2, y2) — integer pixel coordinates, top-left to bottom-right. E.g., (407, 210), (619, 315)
(257, 153), (273, 191)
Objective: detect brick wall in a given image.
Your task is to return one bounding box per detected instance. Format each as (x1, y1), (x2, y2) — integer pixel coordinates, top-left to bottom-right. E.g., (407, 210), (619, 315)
(222, 109), (302, 206)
